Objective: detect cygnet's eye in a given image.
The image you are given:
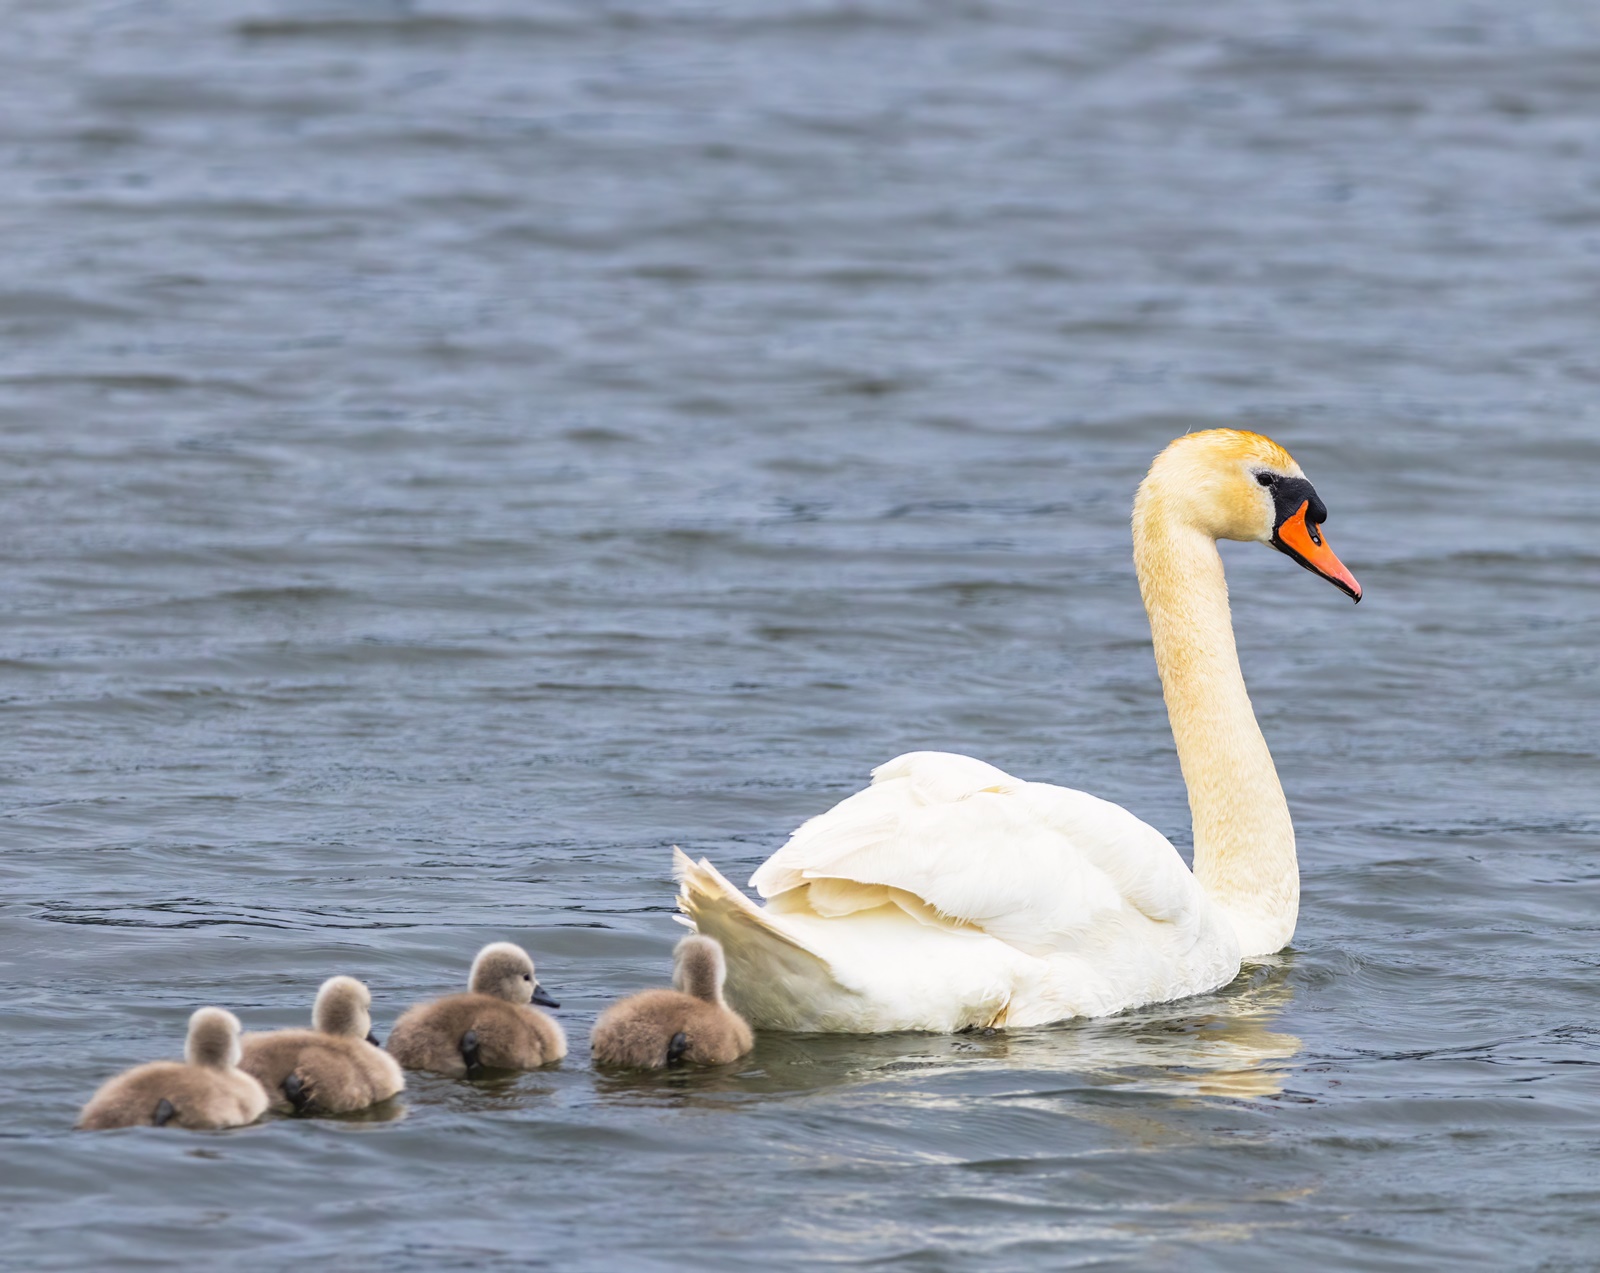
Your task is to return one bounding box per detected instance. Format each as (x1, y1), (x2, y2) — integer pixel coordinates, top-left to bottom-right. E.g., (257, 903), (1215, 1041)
(522, 973), (532, 982)
(1255, 471), (1276, 487)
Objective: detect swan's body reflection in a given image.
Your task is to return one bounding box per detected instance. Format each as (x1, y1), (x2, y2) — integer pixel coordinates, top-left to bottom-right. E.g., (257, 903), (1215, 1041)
(1024, 959), (1303, 1101)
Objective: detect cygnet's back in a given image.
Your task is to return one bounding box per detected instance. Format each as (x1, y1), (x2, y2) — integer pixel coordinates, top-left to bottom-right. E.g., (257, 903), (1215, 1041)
(240, 976), (405, 1115)
(77, 1008), (269, 1131)
(387, 942), (566, 1077)
(591, 936), (754, 1070)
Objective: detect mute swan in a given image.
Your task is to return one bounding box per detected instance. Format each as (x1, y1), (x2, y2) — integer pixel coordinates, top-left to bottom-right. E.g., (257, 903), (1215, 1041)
(591, 935), (754, 1070)
(77, 1008), (268, 1130)
(386, 942), (566, 1075)
(676, 429), (1360, 1033)
(240, 976), (404, 1114)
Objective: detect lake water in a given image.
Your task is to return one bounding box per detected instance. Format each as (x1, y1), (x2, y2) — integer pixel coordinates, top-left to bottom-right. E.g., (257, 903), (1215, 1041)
(2, 1), (1598, 1269)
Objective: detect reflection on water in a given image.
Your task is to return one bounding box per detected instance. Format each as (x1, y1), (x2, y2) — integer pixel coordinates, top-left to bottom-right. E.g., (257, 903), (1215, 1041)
(398, 1069), (563, 1116)
(294, 1097), (409, 1126)
(993, 961), (1304, 1102)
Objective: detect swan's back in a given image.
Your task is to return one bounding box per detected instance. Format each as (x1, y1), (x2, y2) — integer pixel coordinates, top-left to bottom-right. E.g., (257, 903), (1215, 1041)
(755, 751), (1206, 947)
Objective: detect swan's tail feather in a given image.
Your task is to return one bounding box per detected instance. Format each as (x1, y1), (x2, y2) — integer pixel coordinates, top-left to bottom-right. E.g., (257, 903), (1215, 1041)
(673, 847), (848, 1029)
(673, 847), (820, 959)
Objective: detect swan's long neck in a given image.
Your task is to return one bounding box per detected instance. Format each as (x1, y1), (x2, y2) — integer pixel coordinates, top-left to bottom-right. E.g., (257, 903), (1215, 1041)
(1132, 492), (1297, 957)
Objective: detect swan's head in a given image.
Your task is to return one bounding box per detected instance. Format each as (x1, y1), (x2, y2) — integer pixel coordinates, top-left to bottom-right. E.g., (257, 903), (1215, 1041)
(313, 975), (378, 1044)
(185, 1007), (244, 1070)
(468, 941), (560, 1010)
(1138, 429), (1361, 601)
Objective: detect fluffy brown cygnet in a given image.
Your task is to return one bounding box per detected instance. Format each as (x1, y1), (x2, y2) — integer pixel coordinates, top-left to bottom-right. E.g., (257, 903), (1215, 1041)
(240, 976), (405, 1115)
(591, 935), (754, 1070)
(77, 1008), (269, 1131)
(386, 942), (566, 1077)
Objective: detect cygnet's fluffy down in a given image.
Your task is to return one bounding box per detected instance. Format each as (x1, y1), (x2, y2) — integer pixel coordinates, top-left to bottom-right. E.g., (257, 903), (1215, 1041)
(240, 976), (405, 1115)
(78, 1008), (269, 1131)
(387, 942), (566, 1077)
(591, 935), (754, 1070)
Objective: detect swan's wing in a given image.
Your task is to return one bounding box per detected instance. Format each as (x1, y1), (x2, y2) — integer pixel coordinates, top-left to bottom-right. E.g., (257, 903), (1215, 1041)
(748, 751), (1201, 955)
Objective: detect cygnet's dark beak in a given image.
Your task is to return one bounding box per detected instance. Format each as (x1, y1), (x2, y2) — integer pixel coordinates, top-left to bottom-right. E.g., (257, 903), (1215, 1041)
(531, 985), (560, 1009)
(366, 1031), (382, 1047)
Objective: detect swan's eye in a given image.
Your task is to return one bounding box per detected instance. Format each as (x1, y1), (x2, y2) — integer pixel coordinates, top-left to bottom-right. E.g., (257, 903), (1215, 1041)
(523, 973), (532, 982)
(1255, 471), (1276, 487)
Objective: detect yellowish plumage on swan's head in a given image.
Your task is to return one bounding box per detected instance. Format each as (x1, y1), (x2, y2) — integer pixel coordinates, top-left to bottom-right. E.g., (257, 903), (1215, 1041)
(1137, 428), (1360, 602)
(1137, 428), (1305, 544)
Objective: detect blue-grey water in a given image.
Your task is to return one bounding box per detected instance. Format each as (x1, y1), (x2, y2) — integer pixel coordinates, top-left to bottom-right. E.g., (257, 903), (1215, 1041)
(2, 2), (1598, 1269)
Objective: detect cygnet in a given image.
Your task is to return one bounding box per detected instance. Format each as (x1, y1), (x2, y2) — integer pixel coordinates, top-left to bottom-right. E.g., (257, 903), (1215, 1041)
(591, 935), (753, 1070)
(78, 1007), (268, 1131)
(386, 942), (566, 1076)
(240, 976), (405, 1115)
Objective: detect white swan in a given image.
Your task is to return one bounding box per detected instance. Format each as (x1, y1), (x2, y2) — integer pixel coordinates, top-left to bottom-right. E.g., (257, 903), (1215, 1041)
(675, 429), (1361, 1033)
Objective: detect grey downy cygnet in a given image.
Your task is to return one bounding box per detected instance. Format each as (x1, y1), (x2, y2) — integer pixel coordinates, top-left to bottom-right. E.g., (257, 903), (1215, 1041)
(240, 976), (405, 1115)
(77, 1007), (269, 1131)
(591, 935), (753, 1070)
(386, 942), (566, 1076)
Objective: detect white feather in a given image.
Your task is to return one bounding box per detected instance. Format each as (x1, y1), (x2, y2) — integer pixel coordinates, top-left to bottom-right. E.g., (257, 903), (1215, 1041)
(677, 752), (1241, 1032)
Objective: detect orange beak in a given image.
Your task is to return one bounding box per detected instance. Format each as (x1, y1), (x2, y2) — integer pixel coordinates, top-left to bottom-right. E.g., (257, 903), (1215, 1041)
(1273, 501), (1362, 602)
